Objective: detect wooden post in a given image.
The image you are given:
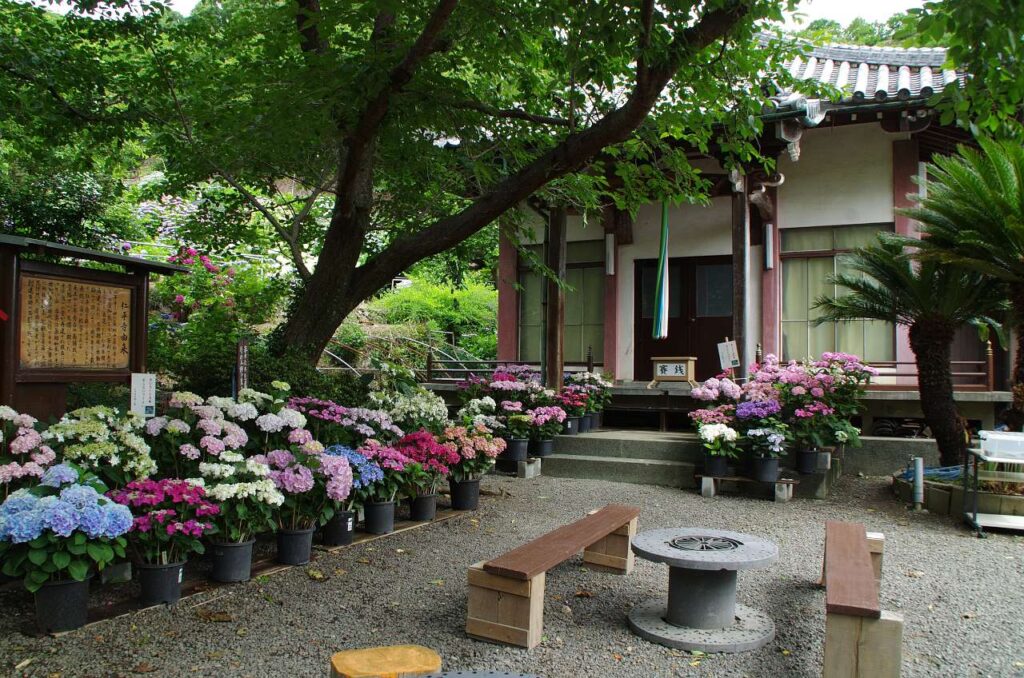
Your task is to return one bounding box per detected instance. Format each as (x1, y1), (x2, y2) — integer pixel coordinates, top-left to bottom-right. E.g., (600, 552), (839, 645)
(865, 531), (885, 588)
(583, 517), (637, 573)
(545, 207), (567, 390)
(0, 247), (18, 407)
(823, 611), (904, 678)
(466, 562), (545, 649)
(586, 345), (594, 373)
(986, 339), (995, 391)
(731, 186), (748, 371)
(425, 349), (433, 383)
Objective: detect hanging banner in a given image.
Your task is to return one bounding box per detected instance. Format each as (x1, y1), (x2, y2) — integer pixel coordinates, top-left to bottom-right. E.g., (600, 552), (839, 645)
(652, 202), (670, 339)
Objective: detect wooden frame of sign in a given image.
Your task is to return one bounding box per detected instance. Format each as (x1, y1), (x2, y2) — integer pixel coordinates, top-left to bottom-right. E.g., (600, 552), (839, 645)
(647, 356), (698, 388)
(0, 237), (185, 420)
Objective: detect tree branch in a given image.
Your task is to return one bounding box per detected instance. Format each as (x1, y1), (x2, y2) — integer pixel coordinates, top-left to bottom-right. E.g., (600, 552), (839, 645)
(453, 100), (570, 127)
(295, 0), (327, 54)
(1, 63), (99, 122)
(351, 0), (750, 300)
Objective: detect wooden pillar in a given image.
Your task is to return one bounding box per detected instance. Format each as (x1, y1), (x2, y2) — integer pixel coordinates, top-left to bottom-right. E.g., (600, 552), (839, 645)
(544, 207), (567, 390)
(731, 187), (748, 370)
(496, 230), (520, 362)
(0, 248), (18, 407)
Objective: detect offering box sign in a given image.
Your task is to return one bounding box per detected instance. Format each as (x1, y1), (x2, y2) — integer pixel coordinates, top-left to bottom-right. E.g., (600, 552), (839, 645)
(18, 274), (133, 371)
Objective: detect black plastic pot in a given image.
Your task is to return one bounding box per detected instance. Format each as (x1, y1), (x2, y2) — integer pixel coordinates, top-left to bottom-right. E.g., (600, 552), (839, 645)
(750, 457), (780, 483)
(137, 561), (184, 606)
(704, 453), (729, 478)
(35, 576), (91, 633)
(585, 412), (599, 431)
(562, 417), (580, 435)
(364, 501), (396, 534)
(529, 438), (555, 458)
(796, 449), (819, 475)
(578, 414), (593, 433)
(321, 511), (356, 546)
(450, 477), (481, 510)
(277, 528), (315, 565)
(502, 438), (529, 462)
(410, 494), (437, 521)
(210, 539), (255, 583)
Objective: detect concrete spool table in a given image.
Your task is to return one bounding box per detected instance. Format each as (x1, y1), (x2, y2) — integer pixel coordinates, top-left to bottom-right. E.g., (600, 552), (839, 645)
(627, 527), (778, 653)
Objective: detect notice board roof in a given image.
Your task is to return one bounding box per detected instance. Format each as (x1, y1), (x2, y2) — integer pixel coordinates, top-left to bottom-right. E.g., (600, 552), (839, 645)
(0, 235), (187, 275)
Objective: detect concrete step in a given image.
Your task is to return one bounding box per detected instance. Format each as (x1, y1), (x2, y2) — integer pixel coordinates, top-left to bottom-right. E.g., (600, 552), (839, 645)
(543, 453), (698, 488)
(554, 431), (704, 462)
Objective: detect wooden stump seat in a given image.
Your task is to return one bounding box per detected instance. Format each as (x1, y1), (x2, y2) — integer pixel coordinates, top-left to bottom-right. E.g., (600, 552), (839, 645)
(330, 644), (442, 678)
(466, 503), (640, 649)
(821, 521), (903, 678)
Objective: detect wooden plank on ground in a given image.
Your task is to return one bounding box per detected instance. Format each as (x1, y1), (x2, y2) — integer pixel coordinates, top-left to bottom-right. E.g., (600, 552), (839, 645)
(824, 521), (881, 618)
(483, 504), (640, 580)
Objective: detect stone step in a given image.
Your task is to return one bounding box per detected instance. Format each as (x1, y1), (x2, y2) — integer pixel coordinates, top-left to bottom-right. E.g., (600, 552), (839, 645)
(554, 433), (704, 462)
(542, 453), (698, 488)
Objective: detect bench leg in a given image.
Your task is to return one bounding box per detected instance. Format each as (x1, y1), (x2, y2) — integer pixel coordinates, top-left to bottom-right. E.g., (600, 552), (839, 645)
(701, 476), (717, 498)
(466, 562), (545, 649)
(583, 517), (637, 574)
(865, 532), (885, 590)
(824, 611), (903, 678)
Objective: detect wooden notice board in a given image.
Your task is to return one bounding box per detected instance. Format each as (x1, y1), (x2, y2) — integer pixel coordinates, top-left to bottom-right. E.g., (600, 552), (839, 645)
(19, 274), (133, 370)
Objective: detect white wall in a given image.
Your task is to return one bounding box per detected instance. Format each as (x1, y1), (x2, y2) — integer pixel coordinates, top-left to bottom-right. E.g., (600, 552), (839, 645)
(615, 199), (732, 380)
(779, 122), (901, 228)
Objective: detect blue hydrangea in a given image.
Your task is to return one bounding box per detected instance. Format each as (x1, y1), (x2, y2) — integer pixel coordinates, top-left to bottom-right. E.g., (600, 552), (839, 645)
(77, 504), (108, 539)
(5, 506), (44, 543)
(59, 484), (100, 509)
(40, 463), (79, 488)
(101, 502), (133, 538)
(1, 490), (38, 515)
(325, 445), (382, 488)
(40, 497), (78, 538)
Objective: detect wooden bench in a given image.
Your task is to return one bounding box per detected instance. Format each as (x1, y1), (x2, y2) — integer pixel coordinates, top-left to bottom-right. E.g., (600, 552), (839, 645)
(696, 474), (799, 503)
(821, 521), (903, 678)
(466, 504), (640, 649)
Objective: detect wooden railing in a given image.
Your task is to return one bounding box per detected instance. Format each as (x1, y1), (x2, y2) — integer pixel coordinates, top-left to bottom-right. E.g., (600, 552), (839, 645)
(867, 356), (995, 392)
(424, 354), (599, 384)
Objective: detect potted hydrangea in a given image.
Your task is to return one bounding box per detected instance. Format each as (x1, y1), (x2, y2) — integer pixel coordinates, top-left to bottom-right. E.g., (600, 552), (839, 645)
(441, 424), (506, 510)
(288, 397), (404, 447)
(108, 479), (219, 605)
(145, 392), (250, 478)
(456, 397), (503, 431)
(566, 371), (613, 429)
(0, 407), (55, 499)
(321, 446), (383, 545)
(697, 423), (740, 478)
(0, 463), (133, 632)
(526, 406), (566, 457)
(498, 405), (532, 462)
(192, 451), (283, 582)
(356, 439), (413, 534)
(43, 406), (156, 490)
(395, 429), (460, 521)
(555, 388), (588, 435)
(744, 427), (787, 482)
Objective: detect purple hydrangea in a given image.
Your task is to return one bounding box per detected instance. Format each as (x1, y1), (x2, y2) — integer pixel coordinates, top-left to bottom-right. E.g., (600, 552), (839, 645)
(735, 399), (782, 420)
(40, 463), (79, 488)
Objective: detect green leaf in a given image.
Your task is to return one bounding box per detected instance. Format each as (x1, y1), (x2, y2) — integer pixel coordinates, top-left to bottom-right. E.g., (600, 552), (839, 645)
(68, 559), (89, 582)
(28, 548), (48, 566)
(52, 551), (71, 570)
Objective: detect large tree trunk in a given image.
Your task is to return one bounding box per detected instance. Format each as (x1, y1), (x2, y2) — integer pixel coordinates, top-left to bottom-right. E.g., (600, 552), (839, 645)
(908, 318), (965, 467)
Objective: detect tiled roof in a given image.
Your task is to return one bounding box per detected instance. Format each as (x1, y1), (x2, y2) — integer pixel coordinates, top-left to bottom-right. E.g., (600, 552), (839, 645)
(782, 42), (963, 104)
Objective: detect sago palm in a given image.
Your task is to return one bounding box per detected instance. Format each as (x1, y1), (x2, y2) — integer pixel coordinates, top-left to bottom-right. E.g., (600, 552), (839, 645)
(814, 235), (1006, 466)
(902, 136), (1024, 383)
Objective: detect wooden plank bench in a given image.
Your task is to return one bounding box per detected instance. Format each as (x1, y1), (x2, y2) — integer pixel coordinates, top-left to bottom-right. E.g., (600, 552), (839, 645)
(821, 521), (903, 678)
(466, 504), (640, 649)
(696, 474), (799, 503)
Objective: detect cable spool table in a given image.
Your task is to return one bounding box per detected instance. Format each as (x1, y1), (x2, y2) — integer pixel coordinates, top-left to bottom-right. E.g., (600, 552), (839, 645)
(628, 527), (778, 653)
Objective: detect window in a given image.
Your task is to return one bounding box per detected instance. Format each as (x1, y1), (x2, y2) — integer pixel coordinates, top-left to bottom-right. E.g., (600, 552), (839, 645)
(518, 241), (604, 363)
(780, 225), (895, 362)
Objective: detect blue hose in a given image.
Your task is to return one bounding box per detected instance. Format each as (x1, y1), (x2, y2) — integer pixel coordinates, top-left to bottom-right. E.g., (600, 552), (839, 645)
(897, 465), (962, 481)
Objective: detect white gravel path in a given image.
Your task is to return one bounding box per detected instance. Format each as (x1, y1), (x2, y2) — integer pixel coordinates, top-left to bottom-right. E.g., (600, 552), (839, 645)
(2, 473), (1023, 677)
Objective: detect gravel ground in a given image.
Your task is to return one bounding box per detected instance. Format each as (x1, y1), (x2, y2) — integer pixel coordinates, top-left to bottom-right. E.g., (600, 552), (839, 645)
(2, 473), (1023, 678)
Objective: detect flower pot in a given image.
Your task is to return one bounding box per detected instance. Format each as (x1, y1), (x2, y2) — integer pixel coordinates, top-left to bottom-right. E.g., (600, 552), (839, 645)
(502, 438), (529, 462)
(100, 561), (133, 585)
(321, 511), (356, 546)
(585, 412), (600, 431)
(210, 539), (255, 583)
(277, 528), (315, 565)
(562, 417), (580, 435)
(529, 438), (555, 458)
(750, 457), (780, 483)
(364, 501), (396, 535)
(136, 561), (184, 606)
(35, 576), (91, 633)
(578, 414), (593, 433)
(410, 494), (437, 521)
(450, 477), (481, 510)
(704, 453), (729, 478)
(796, 448), (829, 475)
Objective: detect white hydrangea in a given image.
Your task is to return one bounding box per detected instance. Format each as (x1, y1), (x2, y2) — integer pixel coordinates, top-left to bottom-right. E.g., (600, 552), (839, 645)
(255, 413), (285, 433)
(276, 408), (306, 429)
(227, 402), (258, 421)
(699, 423), (738, 443)
(219, 451), (245, 463)
(0, 406), (18, 420)
(245, 459), (270, 477)
(170, 391), (204, 406)
(270, 381), (291, 392)
(206, 396), (235, 410)
(199, 462), (235, 479)
(238, 388), (273, 406)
